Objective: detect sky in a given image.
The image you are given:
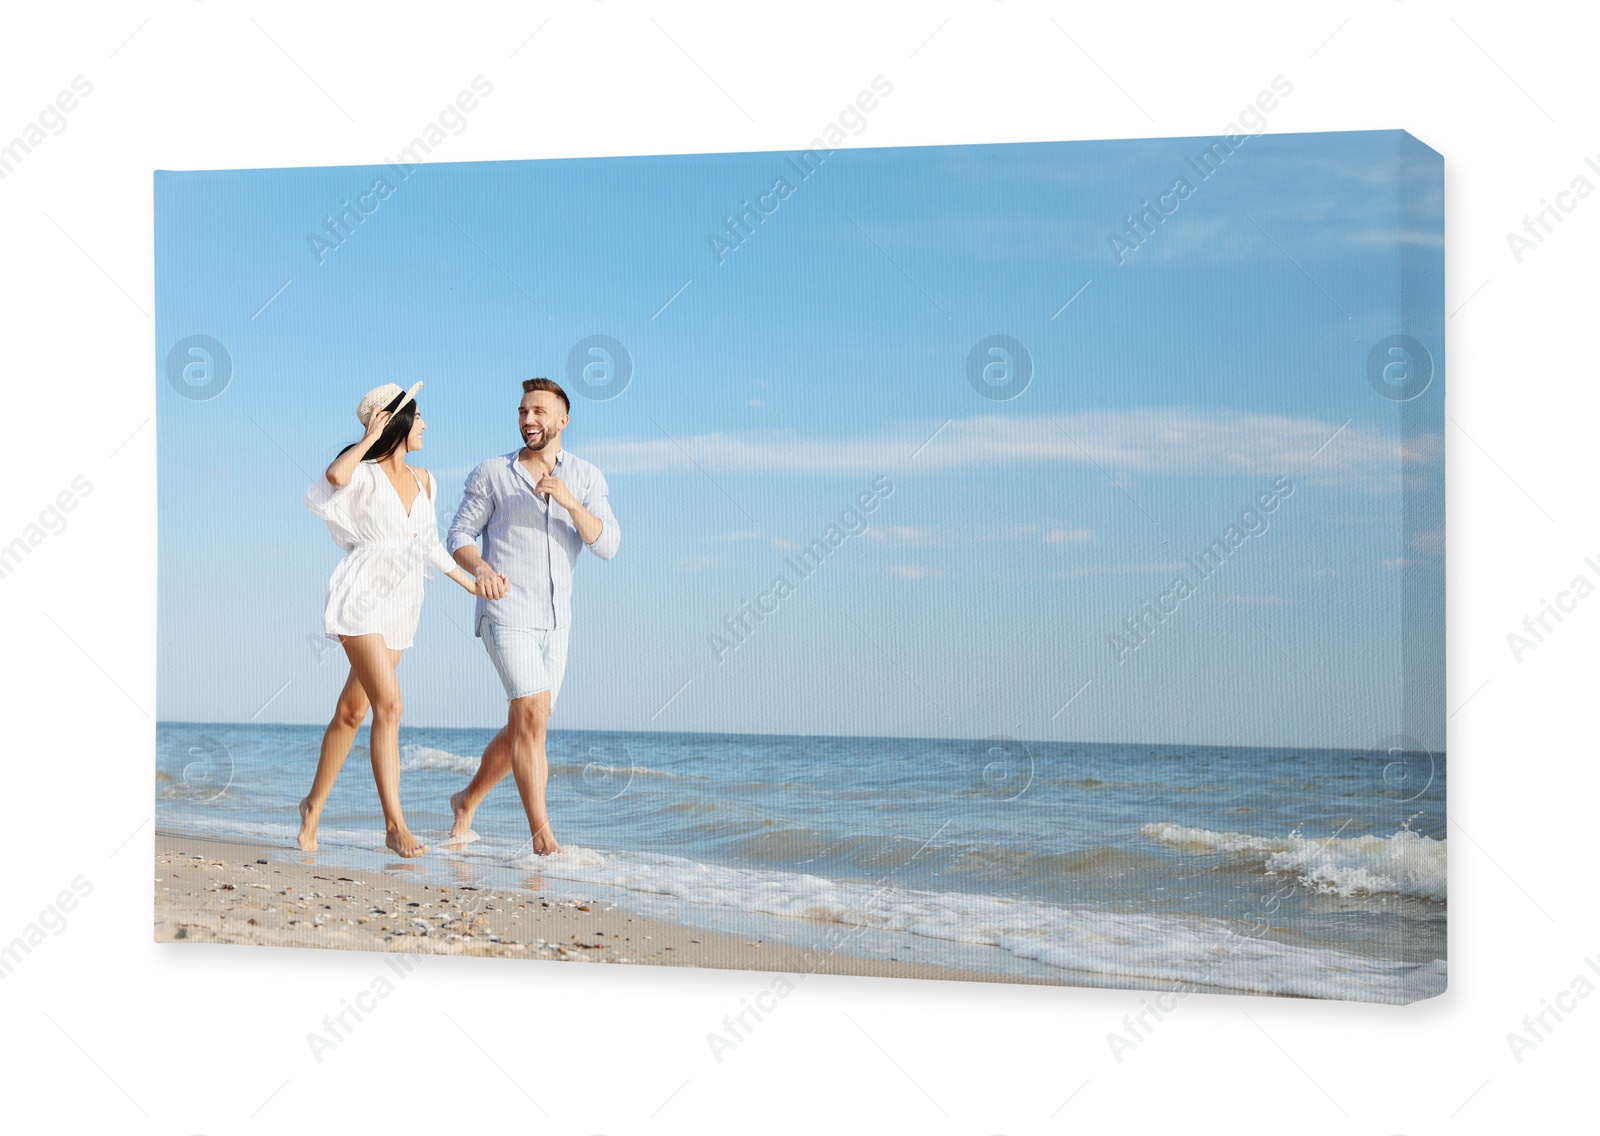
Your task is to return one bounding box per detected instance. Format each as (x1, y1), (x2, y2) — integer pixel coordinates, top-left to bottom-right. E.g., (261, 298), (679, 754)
(154, 128), (1445, 750)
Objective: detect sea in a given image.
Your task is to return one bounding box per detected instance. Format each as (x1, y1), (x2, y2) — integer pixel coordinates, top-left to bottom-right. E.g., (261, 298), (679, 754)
(156, 723), (1447, 1003)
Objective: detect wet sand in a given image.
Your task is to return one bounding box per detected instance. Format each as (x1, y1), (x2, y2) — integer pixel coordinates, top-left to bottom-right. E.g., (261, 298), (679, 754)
(153, 831), (1043, 984)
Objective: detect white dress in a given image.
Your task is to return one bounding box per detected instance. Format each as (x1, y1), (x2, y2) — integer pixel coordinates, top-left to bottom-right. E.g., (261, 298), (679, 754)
(304, 460), (458, 650)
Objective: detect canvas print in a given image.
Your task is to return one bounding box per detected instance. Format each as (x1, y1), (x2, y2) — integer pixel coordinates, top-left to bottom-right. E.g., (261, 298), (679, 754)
(154, 117), (1445, 1004)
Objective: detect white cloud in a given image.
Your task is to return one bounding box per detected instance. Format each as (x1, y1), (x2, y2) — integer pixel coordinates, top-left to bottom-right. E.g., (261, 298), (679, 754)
(584, 407), (1439, 493)
(860, 521), (1087, 548)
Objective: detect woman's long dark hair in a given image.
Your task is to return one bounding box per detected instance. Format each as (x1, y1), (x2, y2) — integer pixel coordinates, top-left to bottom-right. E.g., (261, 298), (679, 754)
(336, 391), (418, 462)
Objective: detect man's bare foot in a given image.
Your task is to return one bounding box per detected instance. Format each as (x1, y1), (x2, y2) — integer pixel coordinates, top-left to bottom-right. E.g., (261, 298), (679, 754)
(446, 790), (479, 844)
(297, 797), (319, 852)
(532, 821), (561, 856)
(386, 826), (430, 858)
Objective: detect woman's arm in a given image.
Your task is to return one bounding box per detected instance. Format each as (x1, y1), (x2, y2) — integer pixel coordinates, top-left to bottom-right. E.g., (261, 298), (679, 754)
(324, 410), (392, 487)
(418, 468), (486, 595)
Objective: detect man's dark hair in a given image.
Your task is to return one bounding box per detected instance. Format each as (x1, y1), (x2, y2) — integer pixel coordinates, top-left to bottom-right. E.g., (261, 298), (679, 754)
(521, 377), (570, 414)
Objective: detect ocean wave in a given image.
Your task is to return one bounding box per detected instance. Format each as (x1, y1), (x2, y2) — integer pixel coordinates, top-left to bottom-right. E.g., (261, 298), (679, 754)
(1140, 822), (1446, 902)
(477, 844), (1443, 1003)
(154, 804), (1443, 1002)
(729, 825), (1151, 884)
(399, 746), (480, 774)
(398, 745), (675, 779)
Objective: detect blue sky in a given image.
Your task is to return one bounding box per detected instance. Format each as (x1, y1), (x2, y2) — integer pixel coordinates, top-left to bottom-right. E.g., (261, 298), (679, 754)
(155, 128), (1444, 749)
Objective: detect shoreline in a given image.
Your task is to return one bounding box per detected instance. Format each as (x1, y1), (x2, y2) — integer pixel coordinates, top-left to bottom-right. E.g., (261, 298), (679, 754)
(153, 830), (1052, 985)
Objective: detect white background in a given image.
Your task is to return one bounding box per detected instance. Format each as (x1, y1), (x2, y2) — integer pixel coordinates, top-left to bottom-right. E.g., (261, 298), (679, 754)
(0, 2), (1591, 1131)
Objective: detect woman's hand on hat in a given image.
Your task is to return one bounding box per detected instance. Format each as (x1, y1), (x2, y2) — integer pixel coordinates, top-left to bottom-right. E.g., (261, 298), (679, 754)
(363, 409), (392, 441)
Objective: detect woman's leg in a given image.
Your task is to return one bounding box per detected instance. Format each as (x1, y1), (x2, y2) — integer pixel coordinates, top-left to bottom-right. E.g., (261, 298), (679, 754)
(296, 667), (372, 851)
(341, 633), (428, 857)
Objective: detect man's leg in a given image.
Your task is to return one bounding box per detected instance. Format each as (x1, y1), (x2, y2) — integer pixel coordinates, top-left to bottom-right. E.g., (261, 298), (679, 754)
(506, 690), (559, 854)
(449, 623), (562, 844)
(448, 726), (511, 841)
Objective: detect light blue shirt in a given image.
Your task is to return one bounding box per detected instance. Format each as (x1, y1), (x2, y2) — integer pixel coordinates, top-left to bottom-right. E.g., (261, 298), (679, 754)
(446, 447), (620, 633)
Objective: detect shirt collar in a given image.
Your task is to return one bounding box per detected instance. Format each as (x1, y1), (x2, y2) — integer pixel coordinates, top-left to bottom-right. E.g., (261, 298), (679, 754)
(508, 446), (566, 465)
(507, 447), (565, 496)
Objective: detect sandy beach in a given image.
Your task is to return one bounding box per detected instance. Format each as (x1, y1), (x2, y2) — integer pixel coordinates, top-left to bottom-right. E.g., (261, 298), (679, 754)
(153, 830), (1040, 984)
(152, 718), (1448, 1003)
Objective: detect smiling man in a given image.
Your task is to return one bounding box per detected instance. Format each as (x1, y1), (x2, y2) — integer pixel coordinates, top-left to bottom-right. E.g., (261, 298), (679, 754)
(444, 377), (621, 855)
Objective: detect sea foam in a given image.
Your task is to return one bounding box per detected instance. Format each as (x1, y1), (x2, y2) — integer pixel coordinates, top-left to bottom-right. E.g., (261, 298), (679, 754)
(1140, 822), (1447, 902)
(399, 744), (674, 778)
(485, 843), (1444, 1002)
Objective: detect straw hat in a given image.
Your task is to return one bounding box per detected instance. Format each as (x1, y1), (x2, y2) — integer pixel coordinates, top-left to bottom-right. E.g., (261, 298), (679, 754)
(356, 381), (423, 427)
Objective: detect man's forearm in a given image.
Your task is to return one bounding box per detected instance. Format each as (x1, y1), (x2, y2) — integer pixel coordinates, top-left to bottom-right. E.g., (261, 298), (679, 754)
(568, 501), (604, 546)
(453, 544), (490, 574)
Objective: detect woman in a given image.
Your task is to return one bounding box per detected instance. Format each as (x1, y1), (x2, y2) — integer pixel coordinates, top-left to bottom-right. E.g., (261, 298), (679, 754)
(296, 381), (485, 857)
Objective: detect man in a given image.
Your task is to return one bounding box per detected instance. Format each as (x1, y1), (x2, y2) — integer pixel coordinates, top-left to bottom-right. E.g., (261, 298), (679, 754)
(445, 377), (621, 854)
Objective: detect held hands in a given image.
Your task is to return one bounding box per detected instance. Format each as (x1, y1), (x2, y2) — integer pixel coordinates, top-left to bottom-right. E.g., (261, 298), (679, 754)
(534, 474), (578, 511)
(473, 563), (510, 600)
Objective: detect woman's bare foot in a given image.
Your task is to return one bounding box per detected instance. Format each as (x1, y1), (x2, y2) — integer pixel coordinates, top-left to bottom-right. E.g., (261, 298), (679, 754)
(446, 791), (479, 844)
(385, 825), (430, 858)
(297, 797), (319, 852)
